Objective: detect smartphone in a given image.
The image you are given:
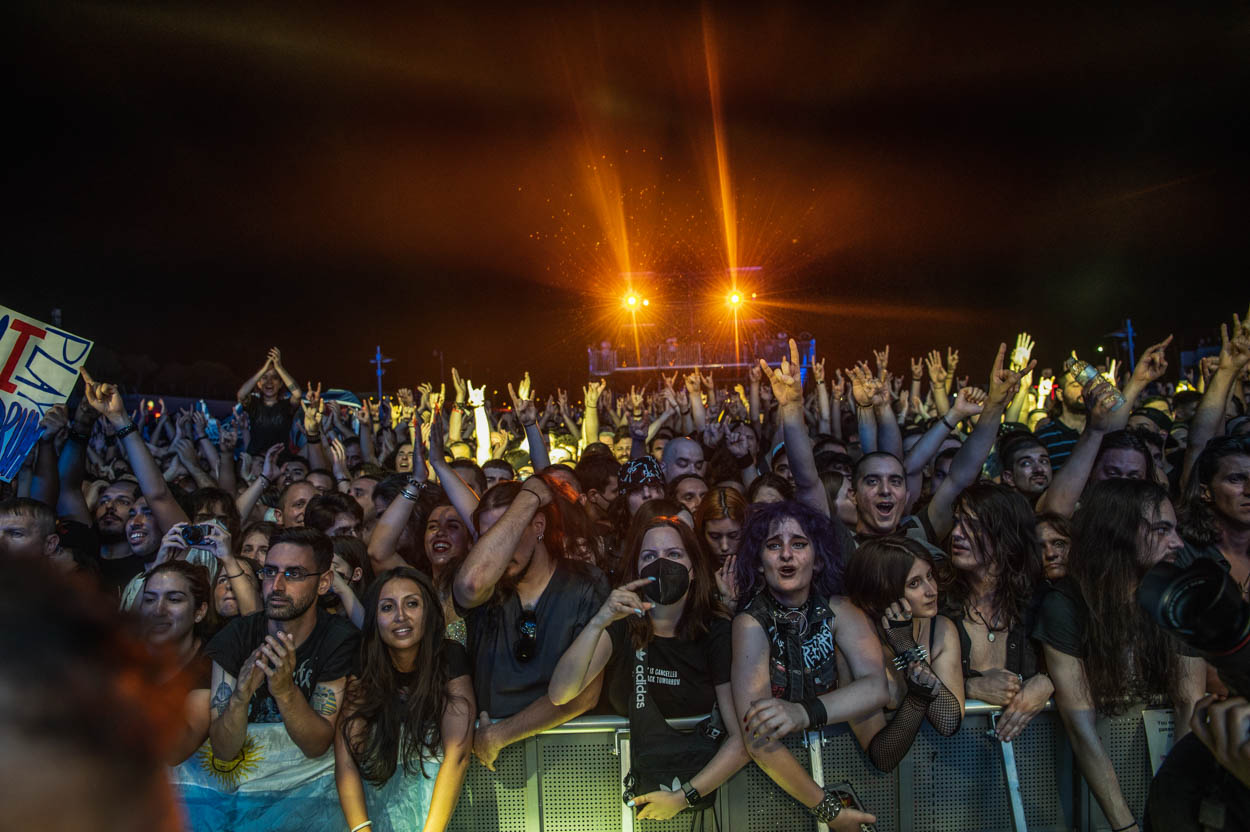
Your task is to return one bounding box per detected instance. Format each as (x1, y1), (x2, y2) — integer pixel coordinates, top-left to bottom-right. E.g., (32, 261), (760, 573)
(826, 781), (875, 832)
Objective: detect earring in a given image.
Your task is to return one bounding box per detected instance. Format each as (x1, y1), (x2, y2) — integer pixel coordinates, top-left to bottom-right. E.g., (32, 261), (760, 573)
(537, 533), (544, 542)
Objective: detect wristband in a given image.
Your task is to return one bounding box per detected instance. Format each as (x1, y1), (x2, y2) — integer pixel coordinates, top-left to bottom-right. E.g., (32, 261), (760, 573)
(891, 644), (929, 671)
(350, 822), (373, 832)
(681, 780), (701, 807)
(258, 473), (272, 485)
(115, 423), (137, 440)
(942, 413), (958, 431)
(801, 696), (828, 730)
(808, 787), (843, 824)
(305, 434), (322, 444)
(400, 487), (420, 502)
(194, 435), (208, 443)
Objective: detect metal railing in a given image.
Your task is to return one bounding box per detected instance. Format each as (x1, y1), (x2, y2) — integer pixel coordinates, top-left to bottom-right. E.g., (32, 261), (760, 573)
(448, 701), (1172, 832)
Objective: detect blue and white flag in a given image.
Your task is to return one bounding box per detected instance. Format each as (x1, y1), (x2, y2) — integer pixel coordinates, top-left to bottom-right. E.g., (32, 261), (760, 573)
(174, 724), (341, 832)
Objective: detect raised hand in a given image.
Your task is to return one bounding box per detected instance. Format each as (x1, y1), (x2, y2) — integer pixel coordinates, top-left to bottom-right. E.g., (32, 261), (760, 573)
(925, 350), (947, 387)
(627, 384), (645, 415)
(557, 388), (569, 410)
(328, 437), (349, 478)
(429, 383), (447, 413)
(873, 344), (890, 380)
(987, 343), (1037, 408)
(1010, 332), (1035, 373)
(260, 443), (283, 484)
(267, 347), (283, 369)
(358, 399), (373, 428)
(508, 382), (538, 426)
(396, 388), (417, 423)
(946, 347), (960, 376)
(748, 364), (763, 386)
(301, 382), (324, 435)
(702, 420), (725, 447)
(1036, 376), (1055, 402)
(583, 378), (606, 408)
(1084, 379), (1121, 433)
(812, 357), (826, 385)
(39, 404), (69, 437)
(683, 370), (702, 396)
(832, 368), (847, 400)
(1219, 304), (1250, 371)
(518, 371), (532, 402)
(451, 367), (467, 403)
(951, 386), (987, 420)
(467, 380), (486, 408)
(848, 362), (884, 408)
(759, 338), (804, 408)
(79, 370), (127, 424)
(661, 371), (678, 392)
(910, 357), (923, 381)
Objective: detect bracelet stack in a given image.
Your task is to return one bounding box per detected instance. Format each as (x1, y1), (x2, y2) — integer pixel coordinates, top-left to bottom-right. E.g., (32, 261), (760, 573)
(115, 423), (137, 440)
(808, 787), (843, 824)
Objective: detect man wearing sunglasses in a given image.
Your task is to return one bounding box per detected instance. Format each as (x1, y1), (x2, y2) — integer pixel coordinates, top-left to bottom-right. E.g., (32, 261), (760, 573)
(204, 527), (360, 761)
(455, 475), (609, 771)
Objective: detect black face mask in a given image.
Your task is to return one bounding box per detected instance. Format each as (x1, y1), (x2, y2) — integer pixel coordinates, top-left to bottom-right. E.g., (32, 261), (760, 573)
(639, 558), (691, 606)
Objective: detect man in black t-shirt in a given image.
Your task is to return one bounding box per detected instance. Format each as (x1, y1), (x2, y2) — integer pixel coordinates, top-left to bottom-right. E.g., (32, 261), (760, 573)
(205, 527), (358, 760)
(454, 476), (607, 770)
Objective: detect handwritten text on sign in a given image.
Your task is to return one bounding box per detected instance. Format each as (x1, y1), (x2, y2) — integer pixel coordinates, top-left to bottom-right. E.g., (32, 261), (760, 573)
(0, 306), (93, 482)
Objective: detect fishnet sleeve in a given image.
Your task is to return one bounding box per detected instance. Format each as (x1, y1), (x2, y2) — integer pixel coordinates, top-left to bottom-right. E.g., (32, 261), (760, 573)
(924, 678), (962, 736)
(866, 694), (928, 772)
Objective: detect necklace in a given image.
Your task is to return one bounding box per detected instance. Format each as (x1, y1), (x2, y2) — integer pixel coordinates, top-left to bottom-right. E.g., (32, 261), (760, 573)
(968, 606), (1005, 643)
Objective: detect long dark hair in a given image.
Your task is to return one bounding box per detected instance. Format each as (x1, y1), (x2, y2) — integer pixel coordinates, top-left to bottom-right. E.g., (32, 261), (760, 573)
(732, 500), (845, 613)
(341, 567), (454, 784)
(618, 515), (728, 649)
(940, 483), (1041, 628)
(845, 536), (935, 622)
(1180, 435), (1250, 547)
(1069, 479), (1183, 714)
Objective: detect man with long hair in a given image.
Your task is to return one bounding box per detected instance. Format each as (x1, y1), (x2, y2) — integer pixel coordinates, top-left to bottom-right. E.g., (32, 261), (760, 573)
(1034, 479), (1204, 832)
(940, 483), (1051, 742)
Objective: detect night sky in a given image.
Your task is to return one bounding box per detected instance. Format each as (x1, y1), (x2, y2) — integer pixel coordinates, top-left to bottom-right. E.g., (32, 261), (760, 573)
(8, 2), (1249, 397)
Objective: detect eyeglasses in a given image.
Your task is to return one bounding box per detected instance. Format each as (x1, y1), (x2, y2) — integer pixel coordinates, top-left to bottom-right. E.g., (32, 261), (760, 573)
(514, 609), (538, 663)
(260, 566), (326, 582)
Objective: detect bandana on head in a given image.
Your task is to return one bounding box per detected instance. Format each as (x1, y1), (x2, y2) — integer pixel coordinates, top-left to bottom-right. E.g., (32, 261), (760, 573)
(618, 456), (664, 491)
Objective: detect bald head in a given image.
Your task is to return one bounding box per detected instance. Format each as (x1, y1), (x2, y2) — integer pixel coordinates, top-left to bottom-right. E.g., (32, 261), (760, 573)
(661, 437), (705, 482)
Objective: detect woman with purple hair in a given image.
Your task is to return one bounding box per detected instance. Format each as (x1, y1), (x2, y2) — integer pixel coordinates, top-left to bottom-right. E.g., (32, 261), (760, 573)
(730, 500), (889, 830)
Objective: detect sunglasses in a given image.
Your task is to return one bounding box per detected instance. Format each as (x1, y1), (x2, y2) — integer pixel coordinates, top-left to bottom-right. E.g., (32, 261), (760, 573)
(514, 609), (538, 663)
(260, 566), (325, 582)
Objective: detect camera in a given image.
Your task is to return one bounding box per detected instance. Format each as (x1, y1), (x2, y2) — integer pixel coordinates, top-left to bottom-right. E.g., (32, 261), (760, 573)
(180, 524), (212, 546)
(1137, 557), (1250, 695)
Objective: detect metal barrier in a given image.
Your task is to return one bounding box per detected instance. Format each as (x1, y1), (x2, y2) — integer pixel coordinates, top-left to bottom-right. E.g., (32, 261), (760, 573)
(448, 701), (1172, 832)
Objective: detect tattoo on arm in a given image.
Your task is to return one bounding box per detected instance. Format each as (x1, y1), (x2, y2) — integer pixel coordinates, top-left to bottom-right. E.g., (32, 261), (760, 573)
(311, 685), (338, 717)
(210, 681), (233, 718)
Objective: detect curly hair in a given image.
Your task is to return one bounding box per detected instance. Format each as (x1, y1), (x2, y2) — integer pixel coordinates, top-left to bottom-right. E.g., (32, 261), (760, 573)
(939, 483), (1041, 629)
(1068, 479), (1184, 714)
(732, 500), (845, 613)
(341, 567), (459, 785)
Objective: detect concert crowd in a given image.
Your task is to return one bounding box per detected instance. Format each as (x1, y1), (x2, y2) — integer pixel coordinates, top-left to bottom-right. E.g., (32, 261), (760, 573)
(2, 307), (1249, 832)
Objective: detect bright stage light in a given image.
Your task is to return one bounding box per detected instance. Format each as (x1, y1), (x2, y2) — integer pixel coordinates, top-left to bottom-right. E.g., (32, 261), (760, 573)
(727, 291), (743, 308)
(625, 293), (639, 308)
(642, 298), (649, 306)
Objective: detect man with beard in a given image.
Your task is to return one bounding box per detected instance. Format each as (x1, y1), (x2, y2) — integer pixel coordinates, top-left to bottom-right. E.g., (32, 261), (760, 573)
(998, 433), (1053, 506)
(205, 527), (358, 760)
(1034, 365), (1087, 474)
(454, 476), (607, 770)
(73, 373), (194, 594)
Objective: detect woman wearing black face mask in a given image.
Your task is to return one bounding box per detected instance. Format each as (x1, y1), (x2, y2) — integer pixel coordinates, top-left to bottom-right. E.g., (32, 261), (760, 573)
(549, 516), (748, 822)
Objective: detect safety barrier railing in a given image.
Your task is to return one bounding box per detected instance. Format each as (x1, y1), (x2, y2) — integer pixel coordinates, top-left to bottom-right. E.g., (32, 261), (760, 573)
(447, 700), (1175, 832)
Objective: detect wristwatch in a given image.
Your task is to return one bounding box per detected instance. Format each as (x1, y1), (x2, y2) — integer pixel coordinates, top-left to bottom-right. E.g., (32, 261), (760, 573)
(681, 780), (701, 807)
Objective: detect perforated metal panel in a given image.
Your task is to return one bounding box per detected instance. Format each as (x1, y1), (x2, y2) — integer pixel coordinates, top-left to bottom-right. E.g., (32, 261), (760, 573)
(448, 741), (528, 832)
(1092, 711), (1152, 830)
(537, 732), (624, 832)
(1012, 711), (1071, 830)
(724, 734), (815, 832)
(910, 713), (1014, 831)
(817, 724), (898, 832)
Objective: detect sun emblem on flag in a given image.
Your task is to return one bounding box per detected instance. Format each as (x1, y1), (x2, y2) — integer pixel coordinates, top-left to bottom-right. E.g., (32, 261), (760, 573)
(198, 735), (265, 788)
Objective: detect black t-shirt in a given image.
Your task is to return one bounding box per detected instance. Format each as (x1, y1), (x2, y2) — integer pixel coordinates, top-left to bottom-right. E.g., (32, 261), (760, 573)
(463, 562), (608, 719)
(244, 395), (297, 454)
(604, 617), (732, 717)
(1031, 577), (1088, 658)
(96, 553), (150, 597)
(205, 610), (360, 723)
(385, 640), (472, 688)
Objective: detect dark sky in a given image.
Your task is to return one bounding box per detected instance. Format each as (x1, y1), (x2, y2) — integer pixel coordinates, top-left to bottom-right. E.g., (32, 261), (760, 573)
(7, 2), (1249, 395)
